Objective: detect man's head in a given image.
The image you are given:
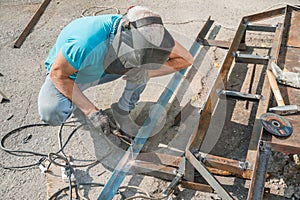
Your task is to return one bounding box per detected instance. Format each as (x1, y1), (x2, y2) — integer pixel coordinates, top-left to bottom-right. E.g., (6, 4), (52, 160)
(104, 6), (175, 75)
(125, 6), (165, 46)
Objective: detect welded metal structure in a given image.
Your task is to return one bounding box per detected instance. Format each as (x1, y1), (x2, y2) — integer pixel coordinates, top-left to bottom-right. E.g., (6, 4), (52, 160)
(99, 5), (300, 200)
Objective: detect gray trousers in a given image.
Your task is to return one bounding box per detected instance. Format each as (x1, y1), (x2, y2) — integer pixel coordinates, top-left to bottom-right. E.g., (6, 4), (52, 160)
(38, 74), (146, 126)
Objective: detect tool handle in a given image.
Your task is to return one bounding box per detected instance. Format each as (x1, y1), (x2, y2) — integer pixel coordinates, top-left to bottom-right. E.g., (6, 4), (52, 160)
(266, 69), (285, 106)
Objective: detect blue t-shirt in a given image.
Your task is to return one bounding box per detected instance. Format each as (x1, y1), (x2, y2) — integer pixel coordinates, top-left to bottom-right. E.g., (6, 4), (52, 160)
(45, 14), (122, 83)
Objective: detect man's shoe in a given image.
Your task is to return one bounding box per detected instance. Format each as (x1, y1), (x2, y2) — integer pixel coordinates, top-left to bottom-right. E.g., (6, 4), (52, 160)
(111, 103), (141, 137)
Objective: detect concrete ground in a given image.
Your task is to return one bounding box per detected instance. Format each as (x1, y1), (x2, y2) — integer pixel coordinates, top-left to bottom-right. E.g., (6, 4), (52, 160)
(1, 0), (299, 199)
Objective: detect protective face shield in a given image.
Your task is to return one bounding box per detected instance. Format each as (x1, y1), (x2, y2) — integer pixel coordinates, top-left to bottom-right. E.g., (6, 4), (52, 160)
(104, 16), (175, 75)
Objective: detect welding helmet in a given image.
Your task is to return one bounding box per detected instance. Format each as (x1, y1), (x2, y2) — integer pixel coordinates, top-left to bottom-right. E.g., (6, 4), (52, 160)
(104, 8), (175, 75)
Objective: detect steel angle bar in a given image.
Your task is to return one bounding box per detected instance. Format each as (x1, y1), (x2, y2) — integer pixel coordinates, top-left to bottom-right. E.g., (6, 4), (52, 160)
(196, 16), (214, 42)
(247, 141), (271, 200)
(246, 24), (277, 32)
(220, 19), (247, 85)
(97, 19), (211, 200)
(186, 150), (233, 200)
(244, 6), (286, 22)
(234, 53), (270, 65)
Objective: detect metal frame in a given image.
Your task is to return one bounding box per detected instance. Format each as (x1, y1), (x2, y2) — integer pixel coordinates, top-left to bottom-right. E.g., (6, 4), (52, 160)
(97, 5), (300, 200)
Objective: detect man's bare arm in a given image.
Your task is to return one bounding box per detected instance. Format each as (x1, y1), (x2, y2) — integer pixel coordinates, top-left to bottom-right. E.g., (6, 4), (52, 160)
(148, 41), (193, 77)
(49, 51), (98, 116)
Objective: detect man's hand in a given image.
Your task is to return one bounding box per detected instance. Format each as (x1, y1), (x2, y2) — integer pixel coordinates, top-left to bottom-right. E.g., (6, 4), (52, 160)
(87, 110), (110, 134)
(123, 67), (149, 84)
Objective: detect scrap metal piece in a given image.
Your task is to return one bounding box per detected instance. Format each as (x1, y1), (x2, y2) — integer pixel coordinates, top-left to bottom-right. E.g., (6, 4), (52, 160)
(217, 89), (263, 101)
(0, 91), (9, 103)
(271, 62), (300, 89)
(163, 157), (185, 196)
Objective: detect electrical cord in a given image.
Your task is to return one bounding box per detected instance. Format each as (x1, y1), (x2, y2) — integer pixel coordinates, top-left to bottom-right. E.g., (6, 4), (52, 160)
(81, 6), (120, 17)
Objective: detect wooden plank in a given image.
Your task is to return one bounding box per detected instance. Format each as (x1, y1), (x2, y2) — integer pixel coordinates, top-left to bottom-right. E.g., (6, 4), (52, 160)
(287, 9), (300, 47)
(284, 48), (300, 73)
(267, 112), (300, 153)
(14, 0), (51, 48)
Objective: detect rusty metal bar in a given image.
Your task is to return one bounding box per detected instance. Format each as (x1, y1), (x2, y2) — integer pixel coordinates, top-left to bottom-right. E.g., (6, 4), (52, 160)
(181, 181), (214, 193)
(14, 0), (51, 48)
(220, 19), (248, 84)
(195, 152), (253, 179)
(247, 8), (287, 199)
(244, 6), (286, 22)
(196, 16), (214, 42)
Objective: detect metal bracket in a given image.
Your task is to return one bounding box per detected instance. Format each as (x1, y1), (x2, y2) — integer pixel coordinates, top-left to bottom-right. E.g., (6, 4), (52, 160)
(217, 89), (263, 101)
(238, 161), (251, 170)
(234, 53), (271, 65)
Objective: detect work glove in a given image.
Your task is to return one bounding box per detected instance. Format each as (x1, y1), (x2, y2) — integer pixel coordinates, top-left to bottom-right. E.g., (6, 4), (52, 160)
(123, 67), (149, 84)
(87, 109), (110, 135)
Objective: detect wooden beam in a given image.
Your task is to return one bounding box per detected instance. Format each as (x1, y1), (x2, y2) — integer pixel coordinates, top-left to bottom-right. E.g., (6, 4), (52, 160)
(14, 0), (51, 48)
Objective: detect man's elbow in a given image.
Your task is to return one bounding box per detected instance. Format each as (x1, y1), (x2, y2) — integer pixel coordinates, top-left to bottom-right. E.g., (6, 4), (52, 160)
(49, 68), (69, 82)
(178, 57), (193, 71)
